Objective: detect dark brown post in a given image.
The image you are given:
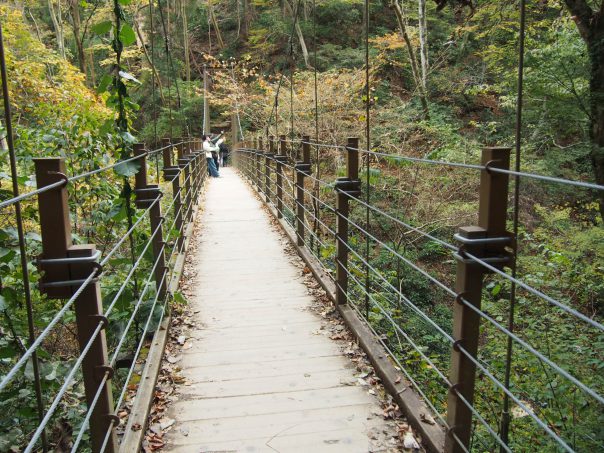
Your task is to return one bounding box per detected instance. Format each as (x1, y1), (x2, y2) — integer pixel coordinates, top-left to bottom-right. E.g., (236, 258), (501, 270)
(251, 138), (257, 186)
(34, 158), (72, 299)
(189, 142), (198, 201)
(34, 158), (117, 453)
(134, 145), (167, 300)
(201, 139), (208, 186)
(334, 138), (361, 305)
(254, 138), (262, 188)
(295, 136), (312, 246)
(445, 147), (512, 453)
(257, 137), (264, 195)
(178, 155), (192, 225)
(231, 112), (238, 150)
(275, 135), (287, 219)
(265, 136), (274, 203)
(175, 138), (184, 160)
(162, 139), (184, 251)
(197, 140), (203, 194)
(161, 138), (172, 175)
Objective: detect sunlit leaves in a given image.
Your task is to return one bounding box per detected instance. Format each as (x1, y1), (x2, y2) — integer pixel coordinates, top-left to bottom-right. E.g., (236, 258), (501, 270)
(97, 74), (113, 94)
(91, 20), (113, 35)
(119, 24), (136, 46)
(114, 159), (140, 177)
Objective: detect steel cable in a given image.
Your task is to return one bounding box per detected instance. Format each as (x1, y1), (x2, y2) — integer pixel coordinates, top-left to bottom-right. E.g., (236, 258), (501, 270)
(0, 270), (97, 392)
(343, 269), (512, 453)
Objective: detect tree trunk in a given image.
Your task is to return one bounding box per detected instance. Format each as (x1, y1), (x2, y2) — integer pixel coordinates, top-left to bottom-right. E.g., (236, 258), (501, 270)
(69, 0), (87, 74)
(563, 0), (604, 218)
(48, 0), (65, 58)
(418, 0), (428, 89)
(236, 0), (241, 38)
(208, 0), (225, 48)
(283, 0), (310, 68)
(133, 14), (165, 102)
(391, 0), (429, 119)
(588, 28), (604, 217)
(182, 0), (190, 84)
(242, 0), (249, 38)
(87, 48), (96, 85)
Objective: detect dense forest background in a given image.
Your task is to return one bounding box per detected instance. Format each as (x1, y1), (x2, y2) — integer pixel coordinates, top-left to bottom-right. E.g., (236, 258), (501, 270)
(0, 0), (603, 451)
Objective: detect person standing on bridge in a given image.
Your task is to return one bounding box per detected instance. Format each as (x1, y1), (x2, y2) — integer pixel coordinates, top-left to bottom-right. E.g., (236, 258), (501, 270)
(203, 133), (223, 178)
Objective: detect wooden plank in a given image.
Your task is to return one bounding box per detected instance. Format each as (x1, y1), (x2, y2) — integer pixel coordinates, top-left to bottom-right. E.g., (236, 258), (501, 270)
(180, 342), (342, 367)
(119, 316), (171, 453)
(264, 181), (447, 452)
(171, 386), (375, 422)
(168, 427), (391, 453)
(166, 404), (384, 443)
(119, 176), (208, 452)
(185, 355), (353, 382)
(183, 369), (369, 398)
(164, 169), (398, 452)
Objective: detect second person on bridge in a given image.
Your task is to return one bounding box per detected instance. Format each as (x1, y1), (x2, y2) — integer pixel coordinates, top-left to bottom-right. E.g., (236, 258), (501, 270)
(203, 133), (223, 178)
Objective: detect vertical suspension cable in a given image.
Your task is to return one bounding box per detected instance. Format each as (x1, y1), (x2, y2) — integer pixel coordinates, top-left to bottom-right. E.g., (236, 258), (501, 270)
(499, 0), (526, 448)
(313, 0), (318, 143)
(0, 22), (48, 453)
(266, 0), (302, 142)
(202, 65), (207, 134)
(158, 0), (182, 134)
(289, 9), (295, 148)
(275, 90), (279, 139)
(150, 0), (160, 183)
(229, 63), (245, 140)
(363, 0), (371, 318)
(290, 70), (294, 144)
(157, 0), (174, 136)
(181, 0), (191, 136)
(312, 0), (320, 255)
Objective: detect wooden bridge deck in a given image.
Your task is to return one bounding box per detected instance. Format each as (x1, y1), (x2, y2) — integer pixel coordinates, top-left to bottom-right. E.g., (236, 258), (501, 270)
(164, 168), (397, 452)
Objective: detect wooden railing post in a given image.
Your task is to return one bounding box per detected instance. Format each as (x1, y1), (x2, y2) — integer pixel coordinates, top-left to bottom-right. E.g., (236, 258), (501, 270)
(334, 138), (361, 305)
(195, 140), (202, 200)
(231, 112), (238, 150)
(134, 144), (167, 300)
(187, 140), (197, 199)
(178, 154), (192, 226)
(445, 147), (512, 453)
(251, 138), (257, 186)
(265, 136), (275, 203)
(161, 138), (172, 175)
(295, 136), (312, 246)
(252, 142), (256, 185)
(275, 135), (287, 218)
(162, 138), (184, 251)
(256, 137), (264, 193)
(257, 137), (264, 196)
(175, 138), (184, 161)
(34, 158), (117, 453)
(198, 139), (207, 187)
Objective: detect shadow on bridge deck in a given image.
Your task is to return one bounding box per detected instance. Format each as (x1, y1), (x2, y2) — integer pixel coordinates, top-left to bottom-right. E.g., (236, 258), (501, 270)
(163, 167), (400, 452)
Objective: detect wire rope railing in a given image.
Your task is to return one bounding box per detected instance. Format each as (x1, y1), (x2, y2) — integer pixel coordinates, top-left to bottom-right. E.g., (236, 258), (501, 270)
(0, 137), (208, 453)
(296, 139), (604, 192)
(234, 137), (604, 453)
(0, 140), (195, 211)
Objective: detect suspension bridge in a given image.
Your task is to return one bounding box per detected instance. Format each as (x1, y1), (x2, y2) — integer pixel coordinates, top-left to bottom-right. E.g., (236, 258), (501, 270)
(0, 125), (602, 453)
(1, 0), (604, 450)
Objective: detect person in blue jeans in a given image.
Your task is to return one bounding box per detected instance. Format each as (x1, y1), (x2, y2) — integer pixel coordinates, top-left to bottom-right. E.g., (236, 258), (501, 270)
(203, 133), (223, 177)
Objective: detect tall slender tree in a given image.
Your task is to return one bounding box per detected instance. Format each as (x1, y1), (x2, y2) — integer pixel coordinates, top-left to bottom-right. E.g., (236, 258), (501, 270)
(563, 0), (604, 217)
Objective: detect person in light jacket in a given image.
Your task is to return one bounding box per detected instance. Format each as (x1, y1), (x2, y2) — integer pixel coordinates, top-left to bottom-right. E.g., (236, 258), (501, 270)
(203, 133), (223, 177)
